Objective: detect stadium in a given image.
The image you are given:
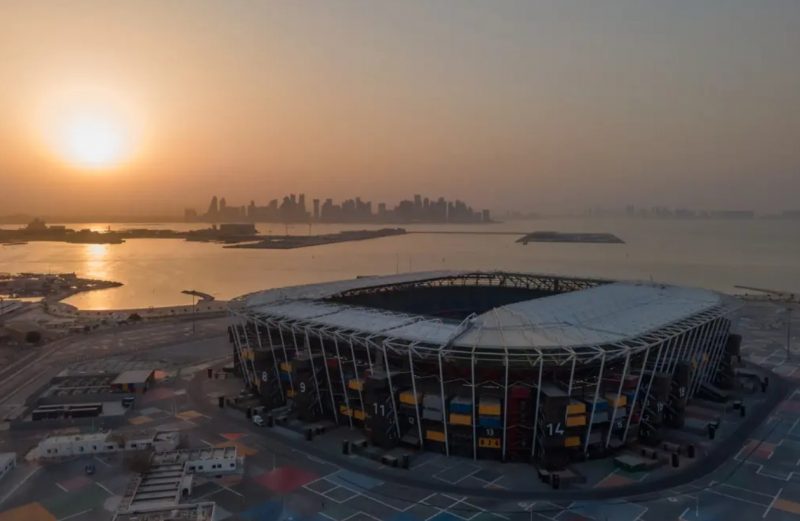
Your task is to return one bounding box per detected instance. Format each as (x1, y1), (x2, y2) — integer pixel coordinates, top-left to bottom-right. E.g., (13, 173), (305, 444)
(228, 271), (740, 468)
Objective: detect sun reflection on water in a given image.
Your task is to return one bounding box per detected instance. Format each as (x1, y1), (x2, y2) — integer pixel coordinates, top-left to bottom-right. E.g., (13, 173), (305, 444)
(84, 243), (110, 276)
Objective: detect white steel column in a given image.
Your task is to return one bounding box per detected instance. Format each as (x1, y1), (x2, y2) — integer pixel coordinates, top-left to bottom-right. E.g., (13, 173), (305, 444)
(317, 333), (339, 424)
(348, 336), (366, 417)
(256, 321), (284, 400)
(364, 336), (374, 372)
(708, 315), (733, 385)
(621, 342), (654, 443)
(686, 320), (714, 397)
(407, 349), (423, 446)
(276, 327), (295, 394)
(231, 322), (251, 387)
(241, 325), (259, 389)
(657, 333), (677, 372)
(566, 356), (577, 397)
(706, 315), (732, 385)
(634, 339), (670, 435)
(666, 330), (689, 376)
(687, 321), (711, 387)
(471, 352), (477, 460)
(437, 351), (450, 456)
(697, 316), (729, 393)
(605, 350), (631, 448)
(501, 354), (510, 461)
(381, 341), (402, 439)
(692, 317), (722, 396)
(675, 320), (706, 377)
(530, 356), (544, 458)
(303, 328), (324, 410)
(332, 336), (353, 428)
(583, 351), (607, 454)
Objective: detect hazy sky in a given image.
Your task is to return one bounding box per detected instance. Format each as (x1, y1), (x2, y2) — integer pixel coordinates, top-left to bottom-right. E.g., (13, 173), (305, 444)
(1, 0), (799, 216)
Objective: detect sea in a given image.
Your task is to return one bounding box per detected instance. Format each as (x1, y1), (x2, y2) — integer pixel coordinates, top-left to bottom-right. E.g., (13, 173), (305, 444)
(1, 218), (798, 310)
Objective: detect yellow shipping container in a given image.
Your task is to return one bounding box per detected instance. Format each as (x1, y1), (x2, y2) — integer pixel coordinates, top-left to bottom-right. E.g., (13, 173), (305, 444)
(478, 404), (501, 416)
(279, 361), (292, 372)
(566, 415), (586, 427)
(348, 379), (364, 391)
(566, 401), (586, 415)
(478, 437), (501, 449)
(339, 405), (352, 417)
(564, 436), (581, 448)
(399, 391), (421, 405)
(449, 413), (472, 426)
(353, 409), (366, 420)
(605, 394), (628, 408)
(426, 430), (446, 442)
(286, 389), (295, 398)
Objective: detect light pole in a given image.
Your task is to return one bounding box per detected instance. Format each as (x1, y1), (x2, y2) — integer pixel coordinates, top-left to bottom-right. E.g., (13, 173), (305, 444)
(787, 305), (793, 361)
(192, 292), (197, 336)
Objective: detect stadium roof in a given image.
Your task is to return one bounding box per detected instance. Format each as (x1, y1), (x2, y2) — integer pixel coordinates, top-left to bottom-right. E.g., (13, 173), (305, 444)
(234, 271), (724, 351)
(456, 282), (721, 348)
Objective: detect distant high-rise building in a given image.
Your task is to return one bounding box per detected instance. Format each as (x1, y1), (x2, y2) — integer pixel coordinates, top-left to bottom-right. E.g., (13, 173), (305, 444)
(207, 196), (219, 216)
(313, 199), (320, 220)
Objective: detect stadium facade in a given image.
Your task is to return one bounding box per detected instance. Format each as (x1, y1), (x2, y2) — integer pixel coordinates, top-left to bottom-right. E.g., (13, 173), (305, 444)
(228, 271), (740, 468)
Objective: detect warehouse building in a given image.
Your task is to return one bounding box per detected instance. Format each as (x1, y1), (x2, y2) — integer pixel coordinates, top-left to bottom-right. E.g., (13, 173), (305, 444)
(229, 271), (740, 468)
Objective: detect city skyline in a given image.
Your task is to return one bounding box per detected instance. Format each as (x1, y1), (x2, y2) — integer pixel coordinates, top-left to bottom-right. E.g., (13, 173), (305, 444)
(188, 193), (490, 224)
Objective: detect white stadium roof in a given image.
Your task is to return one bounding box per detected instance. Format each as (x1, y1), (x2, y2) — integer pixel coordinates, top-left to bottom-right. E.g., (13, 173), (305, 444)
(234, 271), (724, 350)
(456, 282), (721, 348)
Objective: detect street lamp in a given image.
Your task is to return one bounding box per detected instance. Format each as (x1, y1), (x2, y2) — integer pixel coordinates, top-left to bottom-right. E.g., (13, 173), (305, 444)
(787, 305), (793, 361)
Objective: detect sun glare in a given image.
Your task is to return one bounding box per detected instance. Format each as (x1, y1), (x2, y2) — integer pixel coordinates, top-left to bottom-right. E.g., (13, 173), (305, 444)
(37, 84), (142, 171)
(62, 115), (128, 169)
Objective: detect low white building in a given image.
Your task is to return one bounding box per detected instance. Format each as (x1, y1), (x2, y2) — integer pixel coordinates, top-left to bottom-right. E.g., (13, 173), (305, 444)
(0, 452), (16, 482)
(33, 430), (179, 460)
(151, 446), (241, 475)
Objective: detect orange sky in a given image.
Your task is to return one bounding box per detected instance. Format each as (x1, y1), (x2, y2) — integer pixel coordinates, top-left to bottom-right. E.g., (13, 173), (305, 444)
(1, 1), (799, 216)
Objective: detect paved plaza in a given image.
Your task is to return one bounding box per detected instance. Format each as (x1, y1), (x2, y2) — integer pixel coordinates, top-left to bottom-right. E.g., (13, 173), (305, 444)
(1, 300), (798, 520)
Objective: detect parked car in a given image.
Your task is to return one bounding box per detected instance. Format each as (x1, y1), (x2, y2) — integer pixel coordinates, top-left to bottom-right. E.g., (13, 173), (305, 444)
(252, 414), (264, 427)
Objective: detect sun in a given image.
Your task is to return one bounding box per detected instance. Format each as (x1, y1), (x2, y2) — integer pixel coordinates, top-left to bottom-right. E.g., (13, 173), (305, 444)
(36, 84), (143, 171)
(62, 114), (129, 169)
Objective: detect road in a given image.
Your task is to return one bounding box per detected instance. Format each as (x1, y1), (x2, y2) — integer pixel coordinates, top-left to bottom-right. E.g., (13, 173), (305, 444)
(0, 316), (230, 418)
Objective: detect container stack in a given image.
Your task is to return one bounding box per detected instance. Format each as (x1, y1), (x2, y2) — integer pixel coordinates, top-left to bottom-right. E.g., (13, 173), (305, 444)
(422, 394), (446, 452)
(506, 386), (532, 459)
(665, 362), (690, 428)
(254, 350), (284, 410)
(536, 384), (570, 469)
(363, 374), (398, 448)
(279, 361), (293, 398)
(584, 397), (608, 452)
(563, 400), (586, 451)
(604, 393), (628, 446)
(477, 396), (502, 458)
(343, 376), (366, 424)
(448, 395), (473, 457)
(640, 372), (671, 443)
(398, 389), (423, 447)
(290, 356), (324, 421)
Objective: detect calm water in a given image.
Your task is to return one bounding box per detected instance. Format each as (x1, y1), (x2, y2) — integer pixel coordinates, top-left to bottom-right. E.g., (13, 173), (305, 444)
(1, 219), (798, 310)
